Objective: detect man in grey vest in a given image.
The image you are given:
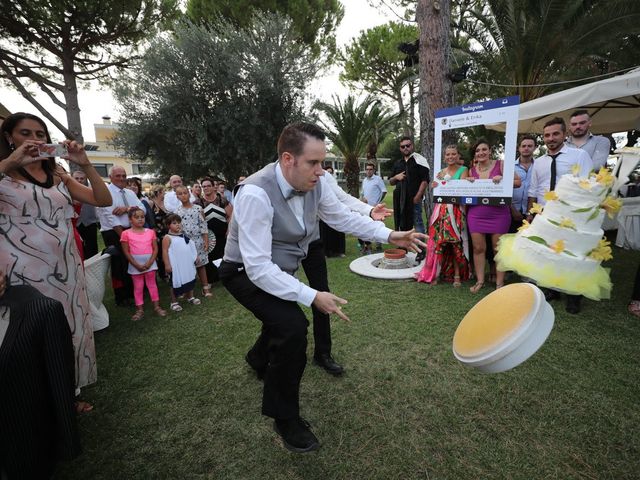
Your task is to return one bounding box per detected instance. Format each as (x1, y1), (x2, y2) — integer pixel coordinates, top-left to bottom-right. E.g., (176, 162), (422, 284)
(219, 122), (426, 453)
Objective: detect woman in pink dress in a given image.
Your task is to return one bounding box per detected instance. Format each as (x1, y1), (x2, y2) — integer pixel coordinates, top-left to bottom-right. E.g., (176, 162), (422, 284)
(466, 139), (512, 293)
(0, 113), (112, 411)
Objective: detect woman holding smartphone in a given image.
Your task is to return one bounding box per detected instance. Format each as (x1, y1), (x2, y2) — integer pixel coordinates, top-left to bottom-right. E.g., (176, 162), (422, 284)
(0, 112), (112, 412)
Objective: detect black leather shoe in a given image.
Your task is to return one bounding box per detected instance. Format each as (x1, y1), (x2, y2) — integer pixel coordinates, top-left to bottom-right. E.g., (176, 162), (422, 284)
(566, 295), (582, 314)
(313, 353), (344, 376)
(541, 288), (560, 302)
(414, 249), (426, 263)
(274, 417), (320, 453)
(245, 353), (266, 380)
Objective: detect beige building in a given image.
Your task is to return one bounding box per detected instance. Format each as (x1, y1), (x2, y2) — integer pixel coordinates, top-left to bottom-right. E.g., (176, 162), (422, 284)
(86, 116), (151, 179)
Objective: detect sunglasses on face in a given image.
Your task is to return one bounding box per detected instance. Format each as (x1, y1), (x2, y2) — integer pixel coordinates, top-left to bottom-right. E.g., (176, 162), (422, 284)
(400, 144), (412, 149)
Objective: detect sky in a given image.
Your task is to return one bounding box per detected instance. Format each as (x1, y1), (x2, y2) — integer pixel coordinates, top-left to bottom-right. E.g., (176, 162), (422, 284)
(0, 0), (398, 142)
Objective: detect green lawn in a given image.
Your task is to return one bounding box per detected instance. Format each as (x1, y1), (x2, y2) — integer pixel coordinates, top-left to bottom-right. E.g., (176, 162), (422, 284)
(56, 199), (640, 479)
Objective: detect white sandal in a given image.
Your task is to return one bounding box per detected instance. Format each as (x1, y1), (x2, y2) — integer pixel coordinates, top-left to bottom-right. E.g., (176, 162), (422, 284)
(170, 302), (182, 312)
(187, 297), (201, 305)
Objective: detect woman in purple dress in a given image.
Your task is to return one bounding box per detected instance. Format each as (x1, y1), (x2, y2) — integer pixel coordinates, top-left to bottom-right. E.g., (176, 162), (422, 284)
(466, 139), (512, 293)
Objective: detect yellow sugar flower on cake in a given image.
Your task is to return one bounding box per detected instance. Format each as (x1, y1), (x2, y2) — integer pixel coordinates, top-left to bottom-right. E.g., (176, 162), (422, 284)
(578, 179), (592, 190)
(588, 238), (613, 261)
(601, 196), (622, 218)
(571, 164), (581, 176)
(550, 239), (565, 254)
(530, 203), (543, 215)
(559, 218), (576, 229)
(543, 190), (559, 202)
(517, 219), (530, 232)
(595, 167), (615, 187)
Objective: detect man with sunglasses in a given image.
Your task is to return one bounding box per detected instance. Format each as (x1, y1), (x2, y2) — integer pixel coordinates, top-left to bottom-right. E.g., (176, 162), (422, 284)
(390, 136), (429, 261)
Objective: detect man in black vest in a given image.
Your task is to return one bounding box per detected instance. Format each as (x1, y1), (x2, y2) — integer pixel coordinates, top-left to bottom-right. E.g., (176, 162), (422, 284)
(220, 122), (426, 453)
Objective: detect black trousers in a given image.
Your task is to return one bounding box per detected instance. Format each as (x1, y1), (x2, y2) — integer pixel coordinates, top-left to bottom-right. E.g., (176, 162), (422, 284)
(101, 229), (133, 305)
(302, 239), (332, 357)
(220, 261), (308, 420)
(76, 222), (99, 259)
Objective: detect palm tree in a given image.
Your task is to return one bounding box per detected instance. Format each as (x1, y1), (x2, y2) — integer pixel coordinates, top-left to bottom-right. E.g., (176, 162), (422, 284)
(454, 0), (640, 102)
(315, 95), (399, 197)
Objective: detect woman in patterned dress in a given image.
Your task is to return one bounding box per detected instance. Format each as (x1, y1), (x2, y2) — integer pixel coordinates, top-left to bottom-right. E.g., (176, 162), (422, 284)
(415, 145), (470, 286)
(201, 176), (232, 283)
(0, 113), (112, 412)
(174, 185), (211, 297)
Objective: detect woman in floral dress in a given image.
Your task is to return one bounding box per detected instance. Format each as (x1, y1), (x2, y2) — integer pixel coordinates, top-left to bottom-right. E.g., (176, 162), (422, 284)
(416, 145), (470, 286)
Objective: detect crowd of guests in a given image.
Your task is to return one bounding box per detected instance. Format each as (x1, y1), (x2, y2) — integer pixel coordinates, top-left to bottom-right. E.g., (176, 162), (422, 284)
(0, 111), (242, 477)
(86, 170), (237, 316)
(412, 112), (613, 315)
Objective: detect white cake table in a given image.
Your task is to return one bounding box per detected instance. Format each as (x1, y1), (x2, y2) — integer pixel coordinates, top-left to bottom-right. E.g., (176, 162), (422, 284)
(616, 197), (640, 250)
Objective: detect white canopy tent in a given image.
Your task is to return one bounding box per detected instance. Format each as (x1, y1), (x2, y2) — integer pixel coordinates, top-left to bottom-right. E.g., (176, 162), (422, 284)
(488, 68), (640, 134)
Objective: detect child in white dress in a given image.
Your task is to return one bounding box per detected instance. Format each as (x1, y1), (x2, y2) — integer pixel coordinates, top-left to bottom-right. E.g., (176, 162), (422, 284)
(174, 185), (212, 298)
(161, 213), (201, 312)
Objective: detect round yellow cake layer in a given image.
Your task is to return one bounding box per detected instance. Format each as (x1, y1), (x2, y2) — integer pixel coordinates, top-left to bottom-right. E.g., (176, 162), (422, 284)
(454, 283), (535, 357)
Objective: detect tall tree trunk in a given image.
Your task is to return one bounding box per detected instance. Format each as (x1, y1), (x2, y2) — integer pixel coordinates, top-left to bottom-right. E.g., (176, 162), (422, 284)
(408, 80), (416, 138)
(61, 54), (83, 143)
(417, 0), (453, 170)
(417, 0), (453, 223)
(344, 153), (360, 198)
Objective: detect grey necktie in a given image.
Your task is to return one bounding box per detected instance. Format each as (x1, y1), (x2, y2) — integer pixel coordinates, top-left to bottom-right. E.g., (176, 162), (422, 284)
(286, 189), (306, 201)
(121, 189), (130, 207)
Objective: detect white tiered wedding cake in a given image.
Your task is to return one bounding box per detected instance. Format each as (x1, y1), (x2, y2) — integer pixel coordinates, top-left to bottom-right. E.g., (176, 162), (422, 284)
(496, 167), (621, 300)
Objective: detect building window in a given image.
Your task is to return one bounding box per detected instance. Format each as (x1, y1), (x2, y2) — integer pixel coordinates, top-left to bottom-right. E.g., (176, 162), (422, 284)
(92, 163), (113, 177)
(131, 163), (146, 175)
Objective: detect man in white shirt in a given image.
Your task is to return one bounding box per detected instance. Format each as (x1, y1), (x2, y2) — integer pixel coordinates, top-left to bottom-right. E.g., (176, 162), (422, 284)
(526, 117), (592, 315)
(360, 162), (387, 253)
(164, 175), (196, 212)
(219, 122), (426, 453)
(97, 166), (145, 306)
(527, 118), (592, 210)
(565, 110), (611, 171)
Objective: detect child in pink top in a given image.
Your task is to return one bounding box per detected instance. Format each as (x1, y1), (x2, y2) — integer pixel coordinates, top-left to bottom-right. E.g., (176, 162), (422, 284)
(121, 207), (166, 320)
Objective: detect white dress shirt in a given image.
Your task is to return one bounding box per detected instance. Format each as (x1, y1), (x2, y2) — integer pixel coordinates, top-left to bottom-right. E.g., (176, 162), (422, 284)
(323, 170), (372, 216)
(97, 183), (145, 230)
(233, 164), (392, 306)
(164, 190), (197, 212)
(362, 174), (387, 206)
(528, 145), (592, 205)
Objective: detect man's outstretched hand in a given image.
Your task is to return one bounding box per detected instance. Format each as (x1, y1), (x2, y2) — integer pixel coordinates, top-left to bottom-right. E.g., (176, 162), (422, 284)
(388, 229), (428, 253)
(313, 291), (350, 322)
(370, 204), (393, 221)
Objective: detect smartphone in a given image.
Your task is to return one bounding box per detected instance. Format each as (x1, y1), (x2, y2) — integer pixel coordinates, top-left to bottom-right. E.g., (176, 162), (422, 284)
(38, 143), (68, 157)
